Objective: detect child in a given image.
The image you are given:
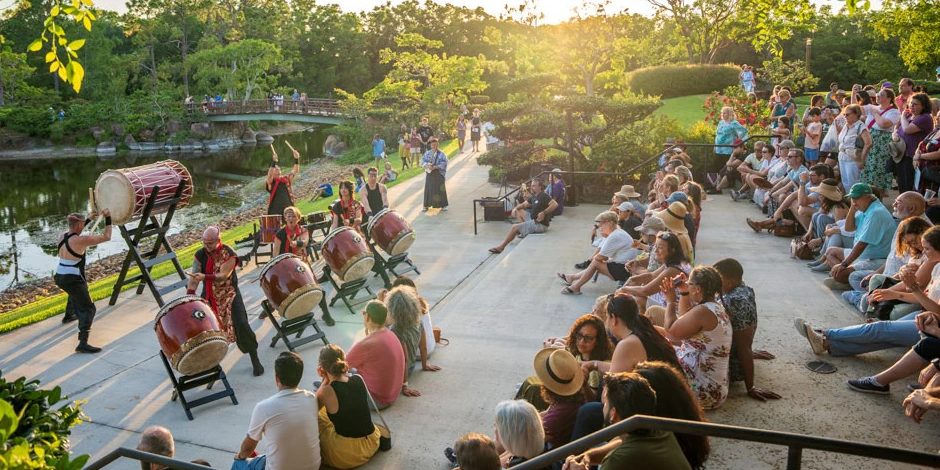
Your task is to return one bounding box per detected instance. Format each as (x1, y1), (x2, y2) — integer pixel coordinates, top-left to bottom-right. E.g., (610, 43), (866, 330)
(804, 107), (822, 164)
(379, 161), (399, 185)
(399, 134), (410, 170)
(771, 115), (791, 151)
(712, 258), (781, 402)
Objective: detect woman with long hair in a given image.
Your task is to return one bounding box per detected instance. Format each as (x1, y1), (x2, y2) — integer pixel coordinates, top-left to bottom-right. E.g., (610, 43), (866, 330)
(329, 180), (364, 234)
(860, 88), (900, 192)
(836, 104), (872, 190)
(897, 93), (934, 192)
(456, 114), (467, 152)
(636, 361), (710, 470)
(660, 266), (732, 409)
(315, 345), (381, 469)
(618, 232), (691, 312)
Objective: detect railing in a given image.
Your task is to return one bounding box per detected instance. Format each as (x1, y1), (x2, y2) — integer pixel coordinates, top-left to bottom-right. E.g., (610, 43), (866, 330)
(512, 415), (940, 470)
(665, 134), (774, 181)
(184, 98), (342, 117)
(84, 447), (210, 470)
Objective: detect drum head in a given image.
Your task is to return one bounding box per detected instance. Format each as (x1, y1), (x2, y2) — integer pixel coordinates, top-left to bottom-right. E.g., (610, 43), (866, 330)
(323, 226), (351, 245)
(260, 253), (297, 279)
(279, 284), (324, 320)
(95, 171), (135, 225)
(154, 295), (203, 325)
(367, 208), (390, 233)
(174, 332), (230, 376)
(387, 230), (416, 256)
(341, 255), (375, 282)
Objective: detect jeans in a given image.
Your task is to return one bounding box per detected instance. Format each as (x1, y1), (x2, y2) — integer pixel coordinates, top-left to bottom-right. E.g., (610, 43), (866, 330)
(812, 213), (835, 240)
(849, 270), (873, 292)
(826, 311), (921, 356)
(231, 455), (266, 470)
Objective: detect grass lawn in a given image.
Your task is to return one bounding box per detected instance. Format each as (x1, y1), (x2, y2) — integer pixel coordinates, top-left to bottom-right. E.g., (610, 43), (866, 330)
(0, 141), (458, 334)
(654, 94), (708, 129)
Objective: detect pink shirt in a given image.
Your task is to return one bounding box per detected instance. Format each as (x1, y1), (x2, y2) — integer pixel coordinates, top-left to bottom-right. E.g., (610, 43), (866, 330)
(347, 328), (405, 406)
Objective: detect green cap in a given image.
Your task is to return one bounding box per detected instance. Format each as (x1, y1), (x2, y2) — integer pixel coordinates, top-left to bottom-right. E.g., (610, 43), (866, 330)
(364, 300), (387, 324)
(845, 183), (873, 199)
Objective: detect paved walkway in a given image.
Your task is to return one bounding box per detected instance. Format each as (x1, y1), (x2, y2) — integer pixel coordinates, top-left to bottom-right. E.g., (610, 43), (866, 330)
(1, 143), (938, 469)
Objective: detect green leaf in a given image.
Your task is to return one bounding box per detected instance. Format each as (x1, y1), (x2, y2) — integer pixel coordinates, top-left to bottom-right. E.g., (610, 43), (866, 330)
(50, 5), (61, 16)
(85, 10), (96, 21)
(81, 0), (94, 5)
(68, 39), (85, 51)
(27, 39), (43, 52)
(70, 61), (85, 93)
(68, 454), (90, 470)
(45, 51), (56, 63)
(82, 16), (91, 31)
(0, 399), (18, 442)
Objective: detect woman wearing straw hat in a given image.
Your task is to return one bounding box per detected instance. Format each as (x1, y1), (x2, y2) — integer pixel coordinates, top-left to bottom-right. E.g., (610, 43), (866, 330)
(655, 201), (695, 263)
(532, 348), (586, 449)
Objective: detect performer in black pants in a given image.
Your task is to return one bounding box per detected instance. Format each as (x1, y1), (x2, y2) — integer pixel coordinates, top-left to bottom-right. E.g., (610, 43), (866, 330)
(54, 209), (113, 353)
(187, 226), (264, 376)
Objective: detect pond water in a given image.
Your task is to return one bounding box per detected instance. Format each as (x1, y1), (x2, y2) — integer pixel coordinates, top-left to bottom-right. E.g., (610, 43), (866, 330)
(0, 128), (327, 292)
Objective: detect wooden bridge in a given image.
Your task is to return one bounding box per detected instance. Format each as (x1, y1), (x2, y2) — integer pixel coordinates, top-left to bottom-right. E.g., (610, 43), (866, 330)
(189, 98), (346, 125)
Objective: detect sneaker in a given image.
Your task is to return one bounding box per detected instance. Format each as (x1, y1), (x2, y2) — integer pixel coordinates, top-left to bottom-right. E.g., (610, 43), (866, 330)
(444, 447), (458, 466)
(706, 188), (721, 195)
(574, 260), (591, 269)
(846, 377), (890, 395)
(810, 263), (831, 272)
(730, 189), (740, 200)
(841, 290), (864, 311)
(422, 207), (429, 212)
(442, 206), (448, 211)
(794, 318), (828, 355)
(823, 277), (851, 290)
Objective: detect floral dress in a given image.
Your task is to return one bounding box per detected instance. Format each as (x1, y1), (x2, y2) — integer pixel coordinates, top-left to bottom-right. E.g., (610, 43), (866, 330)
(860, 106), (900, 190)
(675, 301), (732, 410)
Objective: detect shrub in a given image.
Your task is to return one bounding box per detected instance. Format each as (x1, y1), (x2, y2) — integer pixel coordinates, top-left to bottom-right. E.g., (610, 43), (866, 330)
(702, 86), (772, 133)
(5, 107), (54, 137)
(469, 95), (490, 104)
(624, 64), (741, 99)
(759, 58), (819, 94)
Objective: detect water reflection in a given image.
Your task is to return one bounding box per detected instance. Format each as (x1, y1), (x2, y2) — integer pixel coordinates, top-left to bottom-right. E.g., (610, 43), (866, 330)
(0, 128), (327, 291)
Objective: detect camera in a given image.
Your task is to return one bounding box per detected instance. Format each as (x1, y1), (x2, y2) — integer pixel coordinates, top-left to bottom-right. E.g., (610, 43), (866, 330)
(671, 273), (687, 288)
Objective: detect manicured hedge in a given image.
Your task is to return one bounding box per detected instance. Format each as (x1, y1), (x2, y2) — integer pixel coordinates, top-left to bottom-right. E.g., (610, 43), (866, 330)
(625, 64), (742, 99)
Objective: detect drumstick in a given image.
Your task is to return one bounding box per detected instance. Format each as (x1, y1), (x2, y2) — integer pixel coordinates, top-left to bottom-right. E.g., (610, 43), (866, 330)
(88, 214), (104, 233)
(88, 188), (96, 213)
(285, 140), (296, 153)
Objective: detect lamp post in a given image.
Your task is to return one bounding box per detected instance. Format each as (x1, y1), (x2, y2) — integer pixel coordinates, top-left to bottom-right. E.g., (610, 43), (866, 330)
(805, 38), (813, 73)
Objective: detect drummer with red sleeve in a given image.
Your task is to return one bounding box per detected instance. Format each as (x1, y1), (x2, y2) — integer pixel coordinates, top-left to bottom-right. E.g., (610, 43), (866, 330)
(266, 145), (300, 218)
(330, 181), (365, 234)
(273, 206), (310, 261)
(186, 226), (264, 377)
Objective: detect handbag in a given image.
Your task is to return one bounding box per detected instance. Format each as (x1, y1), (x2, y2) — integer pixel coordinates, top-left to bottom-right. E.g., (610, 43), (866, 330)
(794, 133), (806, 147)
(922, 165), (940, 185)
(773, 220), (795, 238)
(888, 138), (906, 164)
(357, 374), (392, 451)
(789, 239), (815, 260)
(854, 122), (866, 150)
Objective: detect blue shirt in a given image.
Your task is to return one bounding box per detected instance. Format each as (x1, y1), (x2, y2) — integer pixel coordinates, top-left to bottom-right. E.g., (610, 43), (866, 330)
(421, 149), (448, 177)
(550, 180), (566, 215)
(373, 139), (386, 157)
(787, 166), (808, 187)
(853, 200), (897, 260)
(714, 119), (748, 155)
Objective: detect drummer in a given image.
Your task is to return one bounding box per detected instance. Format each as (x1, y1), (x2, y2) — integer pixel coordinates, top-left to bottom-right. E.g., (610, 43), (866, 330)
(55, 209), (112, 353)
(330, 181), (365, 234)
(266, 145), (300, 217)
(359, 166), (390, 226)
(186, 226), (265, 377)
(272, 206), (310, 262)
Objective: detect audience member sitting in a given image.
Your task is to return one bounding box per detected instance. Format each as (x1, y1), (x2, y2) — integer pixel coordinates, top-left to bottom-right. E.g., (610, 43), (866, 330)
(732, 141), (767, 200)
(738, 143), (777, 201)
(847, 310), (940, 395)
(712, 258), (780, 401)
(656, 200), (696, 259)
(619, 232), (691, 312)
(489, 179), (557, 254)
(532, 348), (586, 449)
(675, 165), (693, 187)
(136, 426), (176, 470)
(448, 433), (501, 470)
(616, 185), (646, 215)
(616, 201), (643, 239)
(346, 301), (408, 406)
(683, 182), (704, 233)
(819, 183), (898, 290)
(559, 211), (635, 295)
(315, 345), (381, 469)
(746, 154), (822, 234)
(625, 217), (666, 278)
(493, 400), (548, 469)
(563, 373), (693, 470)
(635, 362), (710, 469)
(659, 266), (732, 409)
(388, 275), (438, 360)
(903, 384), (940, 424)
(232, 351), (321, 470)
(709, 139), (747, 195)
(386, 286), (437, 392)
(801, 179), (849, 260)
(665, 192), (698, 244)
(860, 217), (934, 320)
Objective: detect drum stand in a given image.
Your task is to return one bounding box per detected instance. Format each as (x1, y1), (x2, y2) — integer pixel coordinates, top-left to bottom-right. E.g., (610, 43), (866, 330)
(317, 265), (375, 314)
(109, 182), (189, 307)
(367, 239), (420, 290)
(159, 351), (238, 421)
(261, 300), (330, 352)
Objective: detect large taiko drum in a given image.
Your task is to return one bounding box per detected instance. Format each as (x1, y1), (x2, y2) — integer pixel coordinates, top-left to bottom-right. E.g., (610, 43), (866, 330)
(95, 160), (194, 225)
(260, 254), (324, 320)
(322, 226), (374, 282)
(259, 215), (282, 244)
(367, 209), (416, 256)
(154, 296), (229, 376)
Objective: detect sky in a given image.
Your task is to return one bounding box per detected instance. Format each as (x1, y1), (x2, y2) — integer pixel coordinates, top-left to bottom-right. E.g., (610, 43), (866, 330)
(84, 0), (863, 24)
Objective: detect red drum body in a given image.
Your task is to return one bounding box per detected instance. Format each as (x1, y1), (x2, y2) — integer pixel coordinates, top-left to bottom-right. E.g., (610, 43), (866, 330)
(95, 160), (193, 225)
(259, 215), (282, 244)
(322, 227), (374, 282)
(367, 209), (416, 256)
(259, 254), (323, 320)
(154, 296), (229, 376)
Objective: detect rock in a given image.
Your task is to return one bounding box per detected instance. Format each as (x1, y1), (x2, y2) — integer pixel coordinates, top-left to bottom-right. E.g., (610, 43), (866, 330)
(124, 134), (140, 151)
(139, 128), (156, 142)
(180, 139), (204, 152)
(191, 122), (212, 138)
(323, 134), (347, 157)
(255, 132), (274, 144)
(242, 130), (257, 144)
(110, 124), (125, 137)
(137, 141), (163, 151)
(91, 126), (106, 142)
(96, 142), (116, 154)
(167, 121), (182, 134)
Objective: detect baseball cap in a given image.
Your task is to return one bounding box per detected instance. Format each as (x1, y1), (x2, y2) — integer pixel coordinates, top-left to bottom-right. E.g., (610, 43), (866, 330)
(845, 183), (873, 199)
(666, 192), (688, 204)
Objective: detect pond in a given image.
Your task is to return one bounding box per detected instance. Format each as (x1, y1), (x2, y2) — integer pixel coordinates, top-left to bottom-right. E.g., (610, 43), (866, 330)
(0, 128), (327, 292)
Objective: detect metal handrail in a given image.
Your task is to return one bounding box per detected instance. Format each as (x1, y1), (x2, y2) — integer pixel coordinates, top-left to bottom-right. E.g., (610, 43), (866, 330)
(512, 415), (940, 470)
(664, 135), (774, 180)
(84, 447), (209, 470)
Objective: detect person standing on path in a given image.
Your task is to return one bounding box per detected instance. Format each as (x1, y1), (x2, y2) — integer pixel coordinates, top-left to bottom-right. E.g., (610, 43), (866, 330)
(371, 134), (386, 171)
(470, 108), (482, 153)
(421, 138), (449, 211)
(418, 117), (434, 154)
(456, 115), (467, 153)
(55, 209), (112, 353)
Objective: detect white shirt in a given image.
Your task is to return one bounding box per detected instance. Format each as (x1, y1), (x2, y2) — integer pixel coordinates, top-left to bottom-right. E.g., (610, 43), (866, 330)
(247, 389), (321, 470)
(599, 228), (636, 264)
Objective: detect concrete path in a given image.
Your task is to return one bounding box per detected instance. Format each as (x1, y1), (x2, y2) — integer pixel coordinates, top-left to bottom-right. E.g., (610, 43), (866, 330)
(1, 143), (937, 469)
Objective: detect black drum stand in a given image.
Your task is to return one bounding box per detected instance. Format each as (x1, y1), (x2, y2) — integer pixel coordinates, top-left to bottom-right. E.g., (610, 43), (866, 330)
(159, 351), (237, 421)
(367, 237), (420, 290)
(262, 299), (330, 352)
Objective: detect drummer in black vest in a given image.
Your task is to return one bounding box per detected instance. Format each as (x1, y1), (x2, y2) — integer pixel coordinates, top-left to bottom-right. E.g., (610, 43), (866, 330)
(266, 145), (300, 217)
(359, 167), (389, 226)
(55, 209), (112, 353)
(186, 226), (264, 377)
(272, 206), (336, 326)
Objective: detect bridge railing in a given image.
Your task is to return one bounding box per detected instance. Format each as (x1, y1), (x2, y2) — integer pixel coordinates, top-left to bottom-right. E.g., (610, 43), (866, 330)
(186, 98), (342, 117)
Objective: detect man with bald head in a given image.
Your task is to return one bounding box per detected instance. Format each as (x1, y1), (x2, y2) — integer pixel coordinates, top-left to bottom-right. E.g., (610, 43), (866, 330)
(187, 226), (263, 376)
(137, 426), (174, 470)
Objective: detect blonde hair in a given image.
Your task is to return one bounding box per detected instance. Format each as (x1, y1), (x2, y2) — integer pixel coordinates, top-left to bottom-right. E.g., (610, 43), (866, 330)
(596, 211), (618, 225)
(720, 106), (735, 120)
(386, 286), (421, 329)
(283, 206), (302, 220)
(592, 295), (609, 322)
(494, 400), (544, 459)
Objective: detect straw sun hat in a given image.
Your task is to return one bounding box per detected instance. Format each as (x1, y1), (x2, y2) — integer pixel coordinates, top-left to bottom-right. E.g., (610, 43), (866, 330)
(655, 201), (689, 234)
(533, 348), (584, 397)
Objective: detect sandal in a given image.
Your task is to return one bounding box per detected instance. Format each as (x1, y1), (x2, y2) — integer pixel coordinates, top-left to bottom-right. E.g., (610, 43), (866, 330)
(557, 272), (570, 285)
(561, 286), (582, 295)
(488, 247), (502, 254)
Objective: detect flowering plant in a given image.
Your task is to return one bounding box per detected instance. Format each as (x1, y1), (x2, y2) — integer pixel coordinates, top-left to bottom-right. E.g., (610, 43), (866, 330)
(702, 86), (771, 132)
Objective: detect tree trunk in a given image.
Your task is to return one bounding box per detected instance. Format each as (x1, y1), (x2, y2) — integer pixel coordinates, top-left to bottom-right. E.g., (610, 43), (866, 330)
(0, 53), (5, 107)
(584, 74), (594, 97)
(181, 13), (190, 96)
(53, 71), (60, 93)
(149, 38), (158, 92)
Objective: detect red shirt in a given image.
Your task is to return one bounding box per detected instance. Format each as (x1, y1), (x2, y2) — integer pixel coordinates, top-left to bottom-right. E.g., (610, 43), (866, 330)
(346, 329), (405, 406)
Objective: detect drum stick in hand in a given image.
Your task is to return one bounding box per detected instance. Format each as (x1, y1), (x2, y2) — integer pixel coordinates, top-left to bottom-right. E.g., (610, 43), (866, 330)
(285, 140), (297, 154)
(88, 188), (96, 213)
(89, 214), (104, 233)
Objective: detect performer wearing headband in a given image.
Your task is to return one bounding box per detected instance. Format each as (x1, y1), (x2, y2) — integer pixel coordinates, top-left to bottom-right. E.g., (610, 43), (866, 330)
(266, 146), (300, 218)
(359, 166), (389, 225)
(330, 181), (364, 233)
(55, 209), (112, 353)
(272, 206), (337, 327)
(187, 226), (264, 376)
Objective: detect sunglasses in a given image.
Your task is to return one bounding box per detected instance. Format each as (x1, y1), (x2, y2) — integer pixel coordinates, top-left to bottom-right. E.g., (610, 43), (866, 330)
(576, 333), (597, 342)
